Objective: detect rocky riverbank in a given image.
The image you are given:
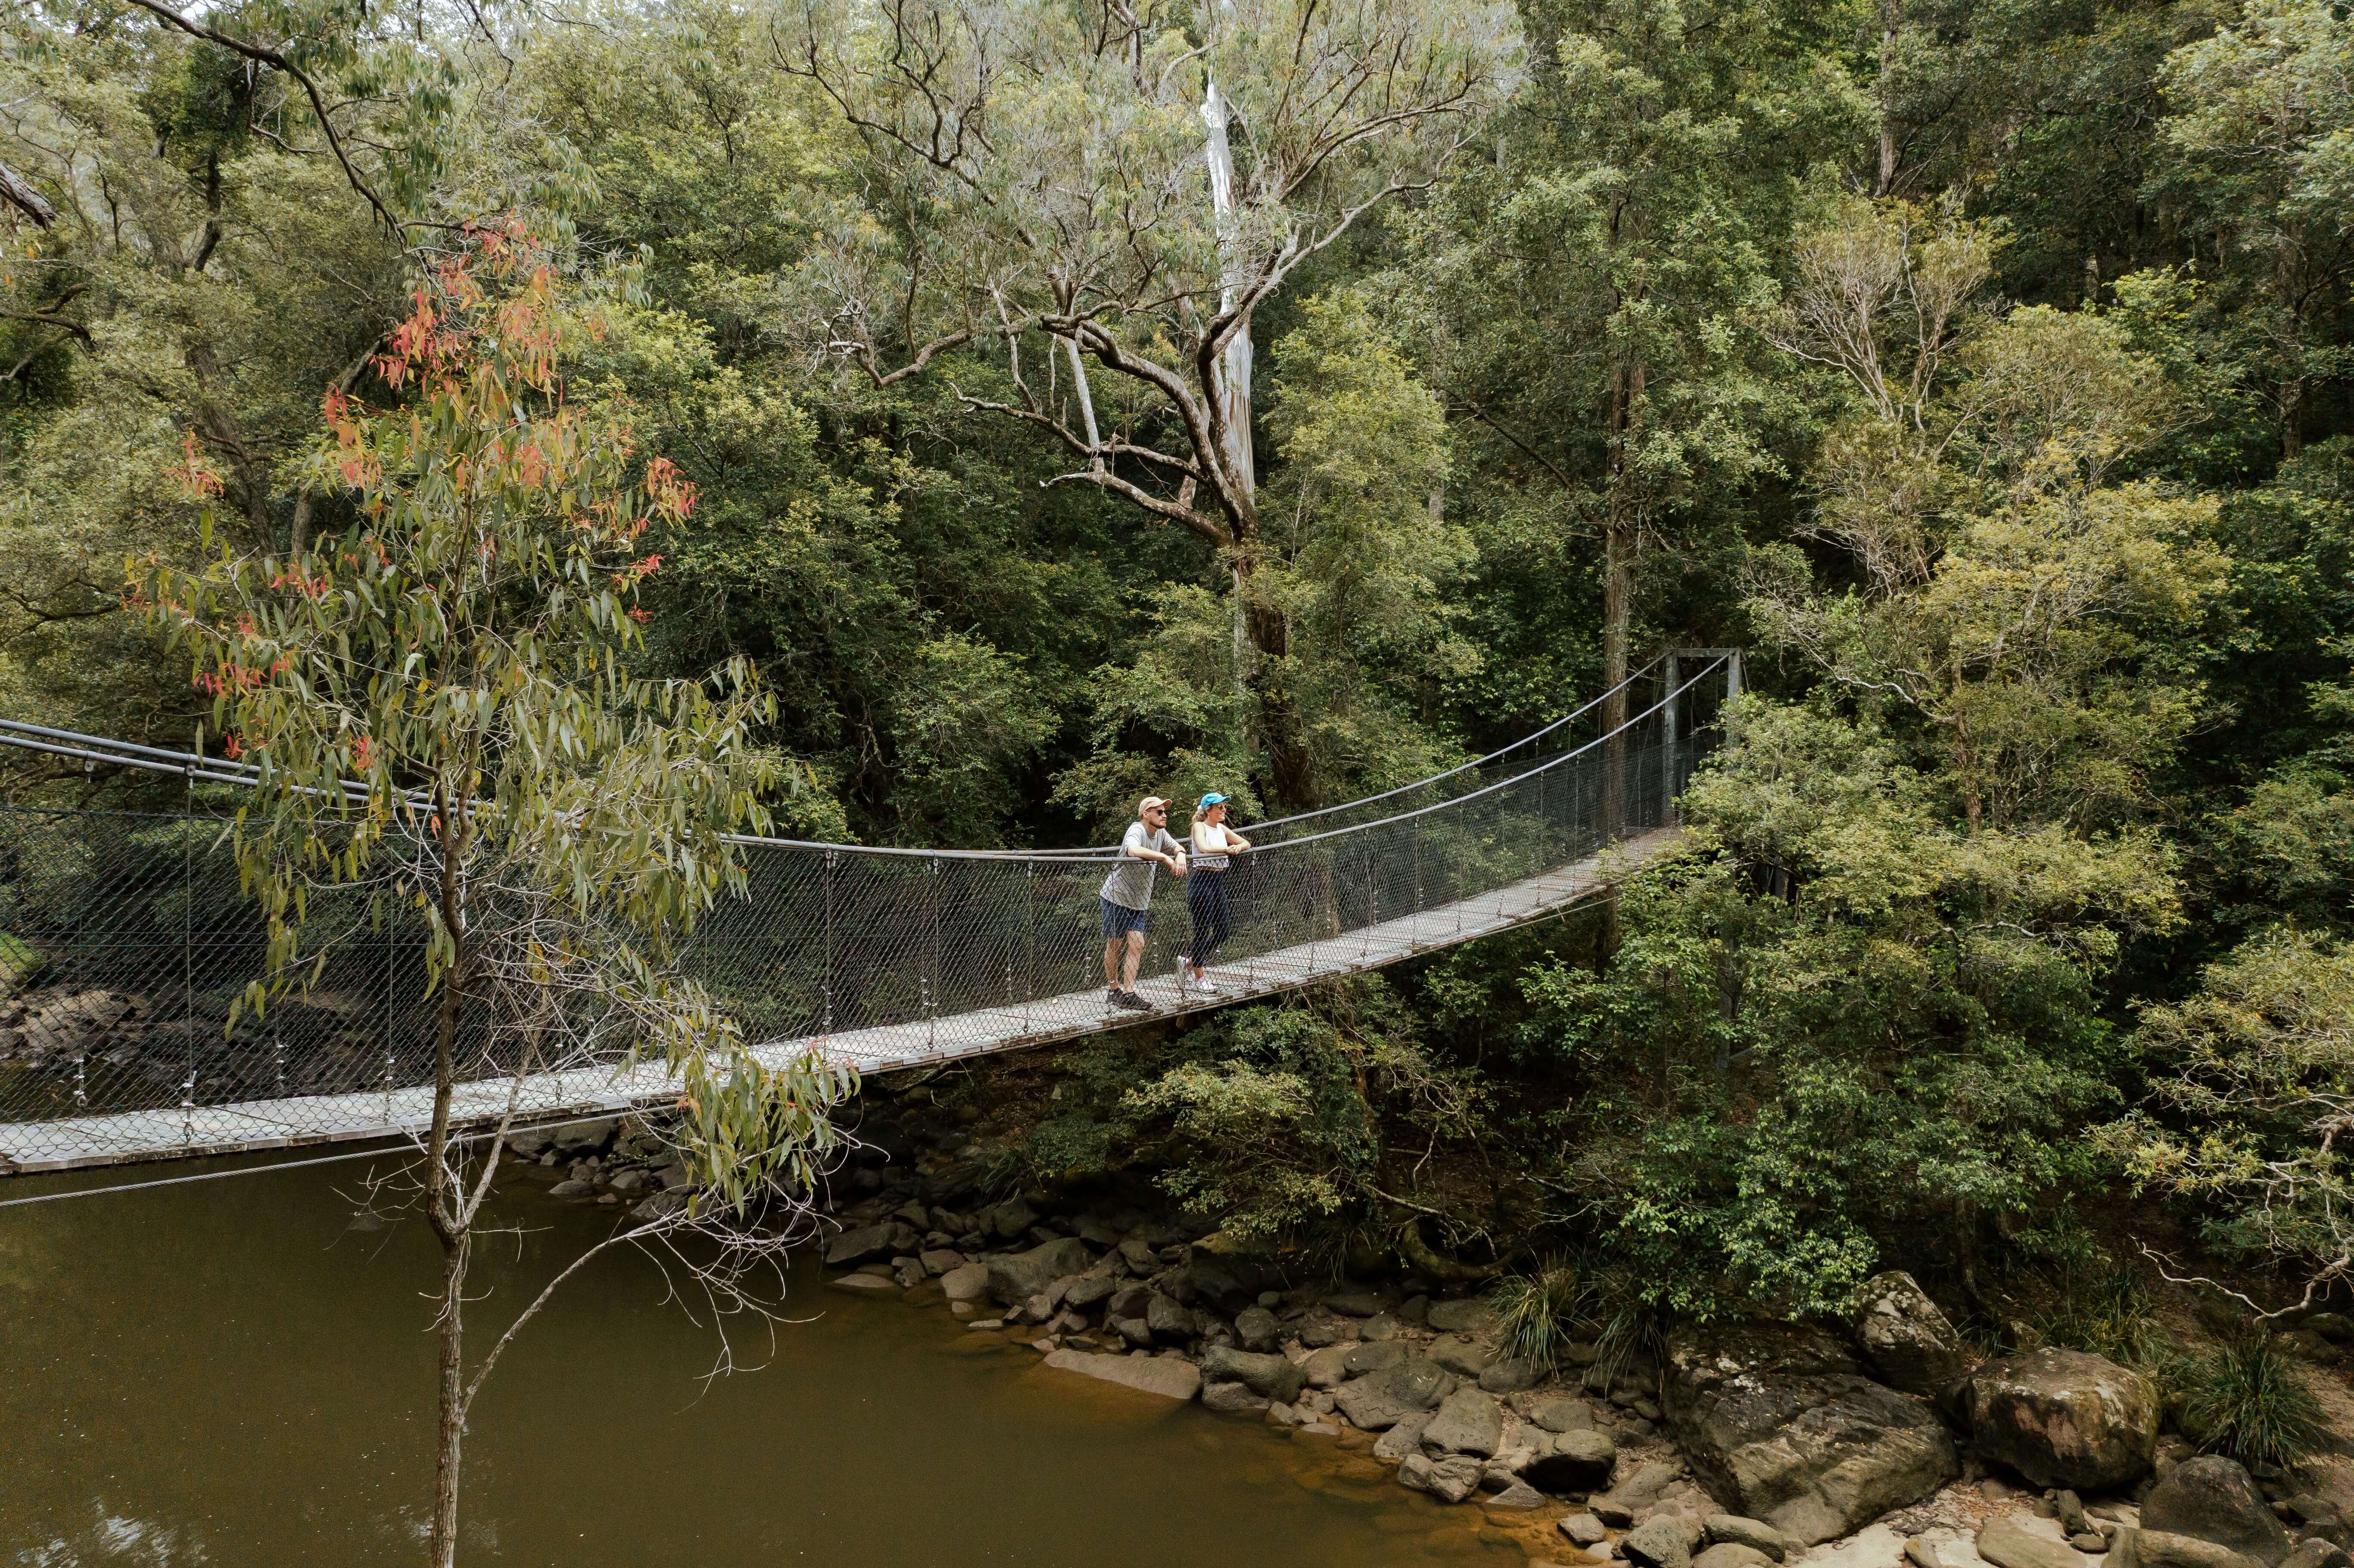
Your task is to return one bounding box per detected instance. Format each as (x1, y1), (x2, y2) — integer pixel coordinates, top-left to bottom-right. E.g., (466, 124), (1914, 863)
(515, 1109), (2354, 1568)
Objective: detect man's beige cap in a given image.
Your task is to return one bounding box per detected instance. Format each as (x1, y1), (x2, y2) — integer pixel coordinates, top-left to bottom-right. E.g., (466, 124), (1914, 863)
(1138, 796), (1172, 815)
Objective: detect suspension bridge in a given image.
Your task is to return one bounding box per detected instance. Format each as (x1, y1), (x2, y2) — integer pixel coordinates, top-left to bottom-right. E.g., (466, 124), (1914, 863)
(0, 654), (1740, 1173)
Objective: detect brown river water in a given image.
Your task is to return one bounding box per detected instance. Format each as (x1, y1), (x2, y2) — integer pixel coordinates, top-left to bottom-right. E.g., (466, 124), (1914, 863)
(2, 1152), (1559, 1566)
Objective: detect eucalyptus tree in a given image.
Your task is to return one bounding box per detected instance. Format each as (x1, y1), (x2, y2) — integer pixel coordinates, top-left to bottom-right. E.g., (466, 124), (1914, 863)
(2155, 0), (2354, 460)
(1405, 0), (1856, 754)
(137, 231), (853, 1568)
(774, 0), (1515, 804)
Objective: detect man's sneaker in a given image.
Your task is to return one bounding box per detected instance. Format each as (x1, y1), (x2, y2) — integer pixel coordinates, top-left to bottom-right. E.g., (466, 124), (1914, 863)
(1115, 989), (1153, 1012)
(1105, 986), (1126, 1009)
(1193, 974), (1222, 996)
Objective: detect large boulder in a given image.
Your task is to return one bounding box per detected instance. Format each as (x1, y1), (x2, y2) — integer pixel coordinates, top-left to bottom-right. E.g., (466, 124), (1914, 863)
(1042, 1349), (1202, 1401)
(1963, 1348), (2159, 1490)
(1335, 1357), (1457, 1430)
(1200, 1344), (1306, 1404)
(1422, 1388), (1506, 1457)
(1852, 1272), (1973, 1397)
(2113, 1531), (2271, 1568)
(985, 1237), (1094, 1307)
(2142, 1458), (2293, 1568)
(1624, 1515), (1706, 1568)
(1661, 1321), (1959, 1546)
(825, 1221), (919, 1266)
(1520, 1429), (1618, 1493)
(1981, 1516), (2090, 1568)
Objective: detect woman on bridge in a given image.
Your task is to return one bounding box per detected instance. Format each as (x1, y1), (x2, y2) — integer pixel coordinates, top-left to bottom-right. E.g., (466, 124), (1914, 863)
(1178, 793), (1251, 995)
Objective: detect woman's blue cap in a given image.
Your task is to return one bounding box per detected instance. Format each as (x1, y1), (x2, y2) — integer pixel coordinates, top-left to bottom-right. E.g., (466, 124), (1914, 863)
(1198, 793), (1229, 809)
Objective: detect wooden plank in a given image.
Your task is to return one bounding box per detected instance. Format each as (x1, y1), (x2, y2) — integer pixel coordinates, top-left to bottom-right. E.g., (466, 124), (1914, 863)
(0, 829), (1679, 1172)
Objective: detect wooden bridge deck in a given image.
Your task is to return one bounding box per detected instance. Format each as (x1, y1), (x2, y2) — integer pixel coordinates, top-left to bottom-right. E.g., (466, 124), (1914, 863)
(0, 830), (1677, 1173)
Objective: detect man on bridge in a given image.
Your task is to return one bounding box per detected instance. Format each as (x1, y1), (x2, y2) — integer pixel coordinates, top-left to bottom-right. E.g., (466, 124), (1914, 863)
(1101, 795), (1185, 1012)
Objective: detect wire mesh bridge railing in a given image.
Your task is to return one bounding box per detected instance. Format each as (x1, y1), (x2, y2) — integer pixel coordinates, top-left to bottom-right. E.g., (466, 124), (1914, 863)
(0, 655), (1738, 1172)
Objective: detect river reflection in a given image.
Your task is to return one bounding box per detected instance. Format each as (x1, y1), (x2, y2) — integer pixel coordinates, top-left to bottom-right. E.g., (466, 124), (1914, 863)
(3, 1154), (1554, 1565)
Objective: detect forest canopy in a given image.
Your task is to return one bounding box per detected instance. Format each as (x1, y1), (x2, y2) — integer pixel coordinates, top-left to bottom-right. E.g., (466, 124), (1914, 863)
(9, 0), (2354, 1324)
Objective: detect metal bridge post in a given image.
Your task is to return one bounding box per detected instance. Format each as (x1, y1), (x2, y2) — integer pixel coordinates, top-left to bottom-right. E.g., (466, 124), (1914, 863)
(927, 856), (941, 1055)
(1662, 652), (1681, 830)
(181, 769), (195, 1145)
(821, 849), (837, 1043)
(1022, 860), (1035, 1037)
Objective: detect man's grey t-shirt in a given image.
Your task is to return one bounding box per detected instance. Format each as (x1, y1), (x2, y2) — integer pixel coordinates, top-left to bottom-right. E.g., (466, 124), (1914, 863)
(1102, 822), (1183, 910)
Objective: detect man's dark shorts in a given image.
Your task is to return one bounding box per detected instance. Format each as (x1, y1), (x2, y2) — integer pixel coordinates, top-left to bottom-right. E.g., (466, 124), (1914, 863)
(1100, 898), (1149, 939)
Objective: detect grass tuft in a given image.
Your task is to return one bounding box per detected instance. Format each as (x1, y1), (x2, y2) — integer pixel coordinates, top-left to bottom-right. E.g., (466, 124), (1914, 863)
(1490, 1258), (1593, 1366)
(2174, 1331), (2329, 1469)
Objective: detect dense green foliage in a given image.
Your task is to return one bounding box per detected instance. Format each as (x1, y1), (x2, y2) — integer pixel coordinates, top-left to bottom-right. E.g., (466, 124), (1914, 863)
(12, 0), (2354, 1329)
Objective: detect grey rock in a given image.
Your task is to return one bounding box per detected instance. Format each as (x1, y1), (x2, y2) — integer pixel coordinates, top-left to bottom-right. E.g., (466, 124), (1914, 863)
(1965, 1348), (2160, 1490)
(1523, 1429), (1618, 1493)
(1427, 1298), (1497, 1335)
(827, 1221), (919, 1266)
(1563, 1515), (1611, 1547)
(1112, 1316), (1152, 1349)
(1591, 1460), (1680, 1527)
(1624, 1515), (1705, 1568)
(2143, 1459), (2294, 1568)
(2282, 1543), (2353, 1568)
(919, 1248), (965, 1277)
(1105, 1282), (1153, 1321)
(1851, 1271), (1973, 1398)
(1704, 1517), (1792, 1562)
(984, 1196), (1037, 1239)
(1373, 1411), (1435, 1462)
(1694, 1548), (1776, 1568)
(547, 1178), (594, 1199)
(1529, 1393), (1597, 1433)
(939, 1263), (991, 1302)
(1398, 1294), (1430, 1326)
(1296, 1310), (1356, 1348)
(627, 1190), (686, 1222)
(1661, 1320), (1958, 1546)
(1488, 1482), (1549, 1509)
(1482, 1356), (1543, 1394)
(1043, 1348), (1201, 1401)
(1062, 1272), (1118, 1309)
(1399, 1453), (1439, 1493)
(1361, 1313), (1403, 1342)
(1145, 1291), (1198, 1344)
(552, 1117), (616, 1155)
(1423, 1388), (1505, 1457)
(1431, 1333), (1499, 1378)
(1118, 1236), (1158, 1272)
(1428, 1455), (1486, 1504)
(1344, 1340), (1407, 1377)
(1202, 1380), (1271, 1413)
(893, 1256), (926, 1288)
(1335, 1357), (1458, 1430)
(607, 1168), (651, 1195)
(1075, 1214), (1122, 1248)
(2112, 1531), (2268, 1568)
(985, 1236), (1094, 1307)
(1325, 1291), (1388, 1317)
(1303, 1344), (1356, 1390)
(1018, 1292), (1056, 1324)
(1982, 1518), (2091, 1568)
(1235, 1306), (1281, 1353)
(1201, 1344), (1307, 1404)
(830, 1273), (896, 1293)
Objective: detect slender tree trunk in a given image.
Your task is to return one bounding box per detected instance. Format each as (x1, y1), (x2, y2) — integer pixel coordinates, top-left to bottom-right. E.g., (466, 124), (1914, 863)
(1600, 359), (1640, 835)
(1876, 0), (1900, 196)
(427, 789), (470, 1568)
(2276, 232), (2304, 461)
